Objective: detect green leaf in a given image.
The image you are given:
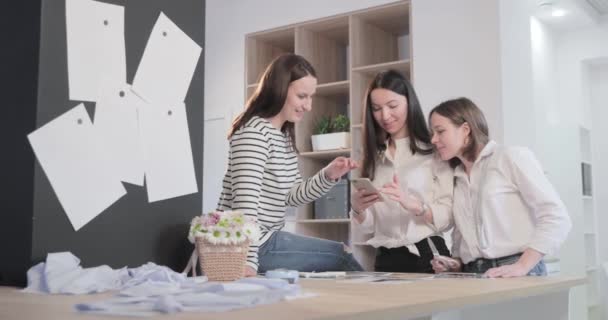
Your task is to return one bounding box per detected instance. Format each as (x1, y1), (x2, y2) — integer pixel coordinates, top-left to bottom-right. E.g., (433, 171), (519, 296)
(314, 116), (331, 135)
(332, 114), (350, 132)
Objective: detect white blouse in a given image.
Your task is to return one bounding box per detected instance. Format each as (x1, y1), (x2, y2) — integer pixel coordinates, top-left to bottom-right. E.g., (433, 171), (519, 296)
(451, 140), (571, 264)
(351, 137), (454, 255)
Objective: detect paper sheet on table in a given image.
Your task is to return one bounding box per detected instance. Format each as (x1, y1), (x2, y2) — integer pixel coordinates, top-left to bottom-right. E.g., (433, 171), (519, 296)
(139, 101), (198, 202)
(94, 84), (145, 186)
(28, 104), (126, 231)
(132, 12), (202, 104)
(65, 0), (126, 102)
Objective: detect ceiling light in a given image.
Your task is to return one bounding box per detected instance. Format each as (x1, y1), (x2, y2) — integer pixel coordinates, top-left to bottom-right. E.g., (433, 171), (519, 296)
(551, 8), (567, 17)
(538, 2), (567, 18)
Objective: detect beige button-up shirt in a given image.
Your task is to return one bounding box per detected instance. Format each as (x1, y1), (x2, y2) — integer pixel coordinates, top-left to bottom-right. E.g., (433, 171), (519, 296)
(452, 141), (571, 264)
(352, 138), (454, 255)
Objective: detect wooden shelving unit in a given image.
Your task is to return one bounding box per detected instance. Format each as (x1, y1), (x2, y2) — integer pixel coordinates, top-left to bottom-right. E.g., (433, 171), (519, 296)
(244, 1), (410, 270)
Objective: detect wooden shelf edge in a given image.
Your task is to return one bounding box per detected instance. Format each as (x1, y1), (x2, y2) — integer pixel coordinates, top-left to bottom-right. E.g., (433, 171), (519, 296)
(315, 80), (350, 96)
(300, 149), (351, 159)
(352, 59), (410, 75)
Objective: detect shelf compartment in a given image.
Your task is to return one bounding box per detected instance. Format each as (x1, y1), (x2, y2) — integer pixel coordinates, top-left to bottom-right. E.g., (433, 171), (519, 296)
(352, 59), (411, 77)
(295, 95), (349, 153)
(296, 16), (349, 84)
(246, 27), (295, 85)
(295, 221), (350, 244)
(351, 1), (410, 68)
(316, 80), (349, 96)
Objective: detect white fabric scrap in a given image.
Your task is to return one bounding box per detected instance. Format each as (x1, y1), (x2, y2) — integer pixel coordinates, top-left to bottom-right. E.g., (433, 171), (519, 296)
(23, 252), (127, 294)
(23, 252), (309, 316)
(23, 252), (195, 295)
(75, 278), (301, 316)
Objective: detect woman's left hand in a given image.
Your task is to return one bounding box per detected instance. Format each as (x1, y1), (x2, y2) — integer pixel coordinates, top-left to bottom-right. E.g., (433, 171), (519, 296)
(325, 157), (359, 180)
(381, 174), (424, 215)
(484, 262), (529, 278)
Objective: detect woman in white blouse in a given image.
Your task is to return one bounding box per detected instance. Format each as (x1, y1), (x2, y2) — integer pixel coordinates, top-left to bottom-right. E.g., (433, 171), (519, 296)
(428, 97), (571, 277)
(351, 70), (454, 273)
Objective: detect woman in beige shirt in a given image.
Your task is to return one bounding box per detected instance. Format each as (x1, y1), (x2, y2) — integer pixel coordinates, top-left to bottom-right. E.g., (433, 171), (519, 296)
(428, 97), (571, 277)
(351, 70), (454, 273)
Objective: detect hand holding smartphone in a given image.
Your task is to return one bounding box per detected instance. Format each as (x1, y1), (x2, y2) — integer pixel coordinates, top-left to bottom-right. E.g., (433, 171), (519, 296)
(351, 178), (385, 201)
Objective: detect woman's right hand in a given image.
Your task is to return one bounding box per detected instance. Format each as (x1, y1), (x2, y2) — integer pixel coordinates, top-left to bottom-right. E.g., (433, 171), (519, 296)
(351, 189), (380, 215)
(431, 256), (462, 273)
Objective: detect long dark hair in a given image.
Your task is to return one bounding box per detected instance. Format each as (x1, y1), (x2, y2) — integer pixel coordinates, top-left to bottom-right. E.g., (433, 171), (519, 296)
(362, 70), (432, 180)
(229, 53), (316, 152)
(429, 97), (489, 168)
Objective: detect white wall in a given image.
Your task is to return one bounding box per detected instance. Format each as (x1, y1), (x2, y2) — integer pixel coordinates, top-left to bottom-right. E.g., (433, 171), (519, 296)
(555, 21), (608, 264)
(411, 0), (503, 143)
(530, 16), (587, 320)
(554, 20), (608, 320)
(590, 63), (608, 267)
(498, 0), (537, 149)
(590, 62), (608, 320)
(556, 21), (608, 127)
(203, 0), (397, 212)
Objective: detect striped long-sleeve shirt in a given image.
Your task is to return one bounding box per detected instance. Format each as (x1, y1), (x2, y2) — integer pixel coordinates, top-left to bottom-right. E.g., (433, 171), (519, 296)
(217, 116), (336, 270)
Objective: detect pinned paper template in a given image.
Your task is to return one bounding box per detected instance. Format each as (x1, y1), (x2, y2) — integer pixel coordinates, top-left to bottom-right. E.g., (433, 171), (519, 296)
(139, 102), (198, 202)
(93, 84), (145, 186)
(66, 0), (126, 102)
(132, 13), (202, 104)
(28, 104), (127, 231)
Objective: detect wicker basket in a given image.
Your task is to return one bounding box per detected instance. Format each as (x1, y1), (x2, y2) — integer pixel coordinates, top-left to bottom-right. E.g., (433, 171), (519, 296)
(195, 237), (249, 282)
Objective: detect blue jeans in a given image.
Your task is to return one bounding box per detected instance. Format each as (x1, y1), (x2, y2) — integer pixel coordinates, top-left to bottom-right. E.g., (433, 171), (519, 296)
(463, 253), (547, 276)
(258, 231), (364, 273)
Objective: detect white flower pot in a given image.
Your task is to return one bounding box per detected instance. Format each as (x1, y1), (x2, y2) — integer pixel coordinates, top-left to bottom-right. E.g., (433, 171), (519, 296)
(311, 132), (351, 151)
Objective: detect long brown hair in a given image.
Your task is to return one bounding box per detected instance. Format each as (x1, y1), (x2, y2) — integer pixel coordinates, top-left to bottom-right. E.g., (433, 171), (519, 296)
(361, 70), (432, 180)
(229, 54), (316, 152)
(429, 97), (489, 168)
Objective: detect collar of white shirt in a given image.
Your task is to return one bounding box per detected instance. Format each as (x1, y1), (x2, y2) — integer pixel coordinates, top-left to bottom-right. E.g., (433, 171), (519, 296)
(454, 140), (497, 178)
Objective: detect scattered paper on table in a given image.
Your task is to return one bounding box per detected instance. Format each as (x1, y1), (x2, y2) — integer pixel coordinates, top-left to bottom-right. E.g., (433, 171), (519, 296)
(94, 84), (145, 186)
(132, 12), (202, 104)
(139, 101), (198, 202)
(65, 0), (126, 102)
(28, 104), (126, 230)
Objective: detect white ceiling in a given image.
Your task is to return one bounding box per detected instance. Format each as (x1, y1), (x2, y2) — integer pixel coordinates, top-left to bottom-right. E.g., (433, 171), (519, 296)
(534, 0), (608, 31)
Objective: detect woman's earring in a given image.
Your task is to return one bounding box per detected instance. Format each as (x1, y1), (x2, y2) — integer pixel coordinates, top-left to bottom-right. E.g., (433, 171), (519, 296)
(464, 136), (470, 146)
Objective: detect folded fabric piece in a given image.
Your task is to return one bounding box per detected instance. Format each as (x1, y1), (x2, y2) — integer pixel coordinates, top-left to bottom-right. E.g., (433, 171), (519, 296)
(24, 252), (309, 316)
(23, 252), (201, 295)
(23, 252), (128, 294)
(75, 278), (301, 316)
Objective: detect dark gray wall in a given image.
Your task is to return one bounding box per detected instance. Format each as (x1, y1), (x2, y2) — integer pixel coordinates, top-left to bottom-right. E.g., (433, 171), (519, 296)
(0, 0), (41, 286)
(1, 0), (204, 286)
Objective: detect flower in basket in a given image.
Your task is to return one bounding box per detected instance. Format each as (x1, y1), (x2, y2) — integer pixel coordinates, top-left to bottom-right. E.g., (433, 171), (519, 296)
(188, 211), (259, 245)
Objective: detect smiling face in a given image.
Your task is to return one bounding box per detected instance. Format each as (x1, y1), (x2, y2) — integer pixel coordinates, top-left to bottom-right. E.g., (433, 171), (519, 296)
(370, 88), (408, 139)
(430, 112), (470, 161)
(277, 75), (317, 124)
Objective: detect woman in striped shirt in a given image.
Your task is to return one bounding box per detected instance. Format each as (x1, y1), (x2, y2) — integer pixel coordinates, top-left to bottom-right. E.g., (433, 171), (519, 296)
(217, 54), (363, 276)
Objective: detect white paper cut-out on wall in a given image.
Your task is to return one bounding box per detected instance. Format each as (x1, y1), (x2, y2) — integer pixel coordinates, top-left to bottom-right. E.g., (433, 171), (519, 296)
(65, 0), (126, 102)
(28, 104), (127, 231)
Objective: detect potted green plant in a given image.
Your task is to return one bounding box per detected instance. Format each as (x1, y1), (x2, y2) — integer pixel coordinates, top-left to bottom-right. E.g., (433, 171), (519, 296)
(311, 114), (351, 151)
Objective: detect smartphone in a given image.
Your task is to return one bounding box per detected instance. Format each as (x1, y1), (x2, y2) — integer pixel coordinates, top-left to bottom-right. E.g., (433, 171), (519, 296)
(350, 178), (385, 201)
